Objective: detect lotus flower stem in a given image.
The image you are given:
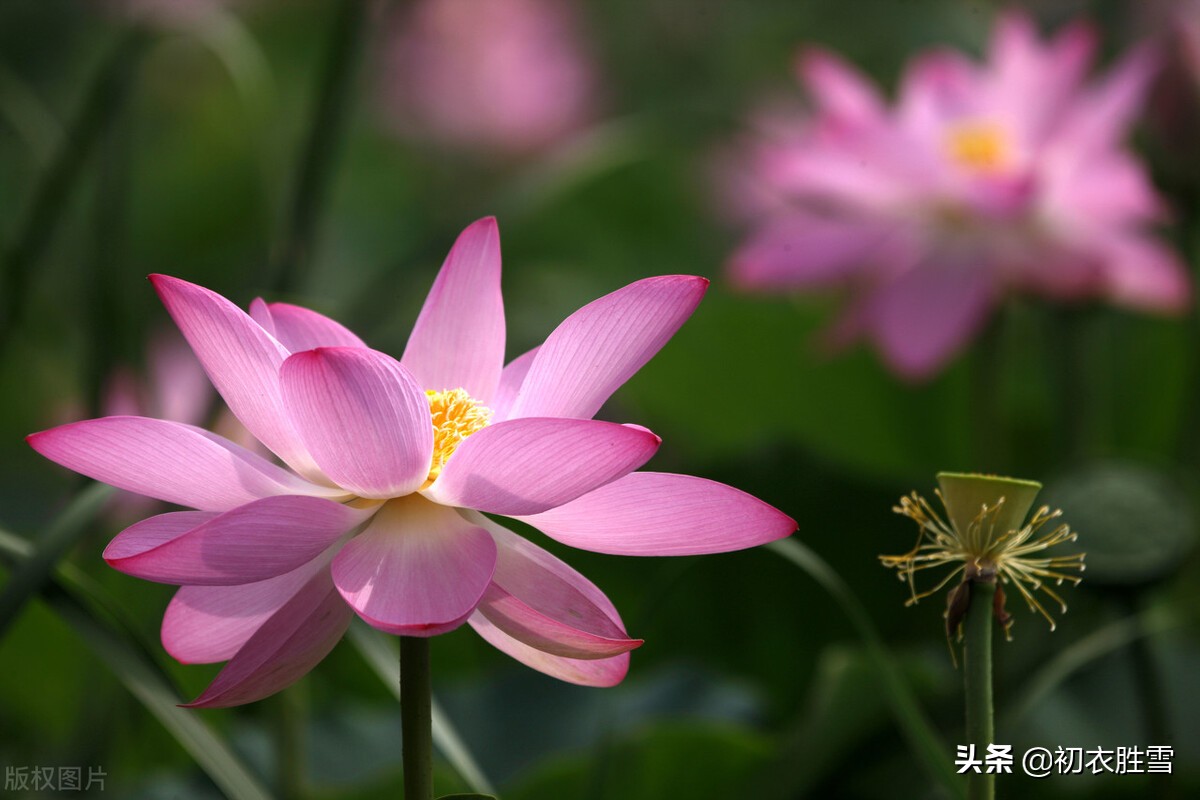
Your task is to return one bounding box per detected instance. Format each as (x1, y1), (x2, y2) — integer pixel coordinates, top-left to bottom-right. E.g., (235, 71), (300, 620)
(964, 580), (995, 800)
(400, 636), (434, 800)
(275, 686), (307, 800)
(1121, 595), (1171, 759)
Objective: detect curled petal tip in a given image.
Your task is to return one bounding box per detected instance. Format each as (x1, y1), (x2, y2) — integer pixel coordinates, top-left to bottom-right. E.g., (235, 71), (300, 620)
(622, 423), (662, 444)
(674, 274), (710, 289)
(147, 273), (181, 292)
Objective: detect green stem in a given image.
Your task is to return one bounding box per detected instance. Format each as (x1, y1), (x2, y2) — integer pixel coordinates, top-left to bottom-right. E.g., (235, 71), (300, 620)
(275, 684), (308, 800)
(767, 539), (964, 798)
(0, 28), (148, 357)
(0, 483), (114, 640)
(964, 580), (995, 800)
(1117, 593), (1174, 800)
(400, 636), (434, 800)
(269, 0), (370, 294)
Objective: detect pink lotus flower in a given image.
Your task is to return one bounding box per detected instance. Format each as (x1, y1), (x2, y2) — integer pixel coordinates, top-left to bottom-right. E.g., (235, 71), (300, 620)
(1168, 1), (1200, 85)
(379, 0), (598, 154)
(29, 218), (796, 706)
(95, 333), (269, 523)
(723, 12), (1190, 379)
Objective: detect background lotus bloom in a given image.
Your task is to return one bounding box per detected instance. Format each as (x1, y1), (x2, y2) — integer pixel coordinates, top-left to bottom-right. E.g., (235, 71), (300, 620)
(102, 332), (212, 427)
(379, 0), (598, 154)
(28, 218), (796, 707)
(1167, 0), (1200, 86)
(723, 12), (1190, 378)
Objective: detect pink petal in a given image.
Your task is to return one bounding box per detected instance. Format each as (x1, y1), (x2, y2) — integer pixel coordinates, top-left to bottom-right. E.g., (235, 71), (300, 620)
(331, 497), (496, 636)
(516, 472), (797, 556)
(183, 569), (352, 708)
(796, 48), (885, 129)
(490, 347), (539, 422)
(1040, 149), (1166, 227)
(280, 347), (434, 499)
(401, 217), (505, 402)
(151, 275), (321, 479)
(426, 418), (660, 515)
(27, 416), (343, 512)
(1100, 236), (1191, 313)
(780, 139), (931, 213)
(162, 548), (336, 664)
(468, 513), (639, 658)
(990, 16), (1095, 143)
(469, 612), (630, 687)
(508, 276), (708, 420)
(103, 496), (374, 585)
(867, 260), (997, 380)
(728, 213), (887, 290)
(896, 50), (980, 136)
(249, 299), (368, 352)
(1059, 44), (1156, 148)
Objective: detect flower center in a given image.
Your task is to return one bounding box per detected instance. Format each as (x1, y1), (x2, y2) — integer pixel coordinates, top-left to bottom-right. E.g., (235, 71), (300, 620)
(944, 121), (1011, 173)
(426, 388), (492, 483)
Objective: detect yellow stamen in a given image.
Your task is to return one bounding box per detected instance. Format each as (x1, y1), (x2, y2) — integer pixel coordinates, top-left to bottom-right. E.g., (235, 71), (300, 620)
(425, 388), (492, 484)
(945, 121), (1011, 173)
(881, 489), (1084, 636)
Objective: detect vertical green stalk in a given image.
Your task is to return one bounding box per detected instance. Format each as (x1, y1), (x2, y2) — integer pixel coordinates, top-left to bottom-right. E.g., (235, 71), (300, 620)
(269, 0), (370, 294)
(0, 28), (148, 357)
(1118, 593), (1173, 785)
(768, 539), (964, 797)
(963, 580), (995, 800)
(275, 685), (308, 800)
(400, 636), (434, 800)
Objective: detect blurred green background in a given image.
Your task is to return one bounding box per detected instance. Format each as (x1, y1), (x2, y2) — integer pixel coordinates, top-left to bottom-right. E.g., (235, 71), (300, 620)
(1, 0), (1198, 797)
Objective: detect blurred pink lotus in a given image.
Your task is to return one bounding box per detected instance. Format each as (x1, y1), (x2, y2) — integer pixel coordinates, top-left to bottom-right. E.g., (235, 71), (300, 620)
(723, 12), (1190, 379)
(29, 218), (795, 706)
(1140, 0), (1200, 150)
(379, 0), (598, 154)
(1172, 0), (1200, 82)
(102, 333), (212, 428)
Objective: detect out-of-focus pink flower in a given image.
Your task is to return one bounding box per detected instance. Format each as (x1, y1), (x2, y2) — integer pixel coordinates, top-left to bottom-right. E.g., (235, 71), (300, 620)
(103, 332), (212, 427)
(723, 12), (1190, 379)
(97, 333), (216, 522)
(379, 0), (598, 154)
(29, 218), (795, 706)
(1140, 0), (1200, 150)
(1170, 0), (1200, 82)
